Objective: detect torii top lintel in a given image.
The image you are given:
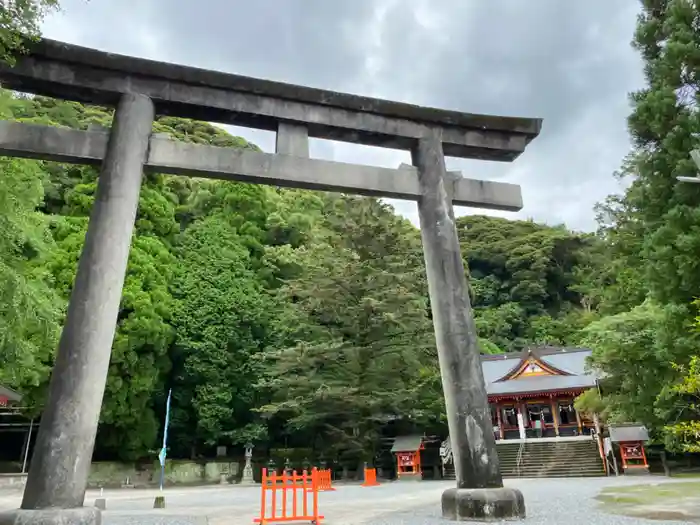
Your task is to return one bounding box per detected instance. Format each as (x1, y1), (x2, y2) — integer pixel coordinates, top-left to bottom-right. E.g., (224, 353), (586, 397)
(0, 39), (542, 161)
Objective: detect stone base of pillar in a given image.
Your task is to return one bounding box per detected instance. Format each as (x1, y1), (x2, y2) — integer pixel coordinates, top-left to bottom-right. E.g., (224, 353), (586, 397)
(441, 487), (525, 522)
(0, 507), (100, 525)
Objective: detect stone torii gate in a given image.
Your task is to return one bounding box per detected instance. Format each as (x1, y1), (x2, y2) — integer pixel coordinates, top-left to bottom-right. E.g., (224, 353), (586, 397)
(0, 39), (541, 524)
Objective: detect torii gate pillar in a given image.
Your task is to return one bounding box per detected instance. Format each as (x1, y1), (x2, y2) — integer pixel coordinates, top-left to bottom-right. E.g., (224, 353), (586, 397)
(22, 93), (154, 523)
(414, 133), (525, 520)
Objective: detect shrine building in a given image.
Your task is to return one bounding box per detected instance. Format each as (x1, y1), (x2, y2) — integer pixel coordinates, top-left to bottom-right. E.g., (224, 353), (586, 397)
(483, 346), (599, 440)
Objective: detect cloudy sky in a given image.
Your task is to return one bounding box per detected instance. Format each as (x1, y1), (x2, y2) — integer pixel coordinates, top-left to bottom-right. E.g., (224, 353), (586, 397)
(41, 0), (644, 232)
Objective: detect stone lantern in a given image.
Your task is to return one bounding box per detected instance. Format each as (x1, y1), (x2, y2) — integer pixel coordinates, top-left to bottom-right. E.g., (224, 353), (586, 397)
(240, 442), (255, 484)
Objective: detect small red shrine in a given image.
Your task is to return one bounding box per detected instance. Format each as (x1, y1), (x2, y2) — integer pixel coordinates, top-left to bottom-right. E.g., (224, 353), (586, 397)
(0, 384), (34, 474)
(609, 424), (649, 472)
(391, 435), (424, 480)
(0, 384), (21, 407)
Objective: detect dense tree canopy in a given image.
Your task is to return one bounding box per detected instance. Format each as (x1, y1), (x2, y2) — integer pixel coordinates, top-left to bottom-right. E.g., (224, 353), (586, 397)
(458, 216), (599, 352)
(0, 88), (606, 461)
(2, 0), (700, 462)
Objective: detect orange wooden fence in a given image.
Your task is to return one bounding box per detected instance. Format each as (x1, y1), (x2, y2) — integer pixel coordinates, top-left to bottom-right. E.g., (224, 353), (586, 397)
(316, 469), (335, 492)
(254, 468), (323, 524)
(360, 467), (380, 487)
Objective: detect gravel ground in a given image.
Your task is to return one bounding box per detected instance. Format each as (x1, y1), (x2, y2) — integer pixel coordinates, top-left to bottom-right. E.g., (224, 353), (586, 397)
(104, 517), (207, 525)
(363, 477), (697, 525)
(0, 476), (696, 524)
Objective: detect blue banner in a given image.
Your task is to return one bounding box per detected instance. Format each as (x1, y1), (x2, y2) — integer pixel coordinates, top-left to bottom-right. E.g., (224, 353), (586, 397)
(158, 389), (172, 469)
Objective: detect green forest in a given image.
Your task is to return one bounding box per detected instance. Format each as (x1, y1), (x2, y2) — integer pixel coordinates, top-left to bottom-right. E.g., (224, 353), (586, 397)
(1, 0), (700, 464)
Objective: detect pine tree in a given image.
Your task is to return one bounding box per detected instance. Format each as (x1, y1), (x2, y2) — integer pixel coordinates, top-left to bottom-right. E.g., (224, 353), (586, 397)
(257, 196), (438, 463)
(625, 0), (700, 306)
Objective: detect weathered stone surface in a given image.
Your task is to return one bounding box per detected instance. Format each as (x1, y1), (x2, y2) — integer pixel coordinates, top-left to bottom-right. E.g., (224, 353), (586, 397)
(414, 132), (503, 488)
(0, 38), (541, 161)
(0, 121), (107, 165)
(0, 122), (524, 212)
(442, 487), (525, 521)
(20, 94), (154, 509)
(0, 508), (100, 525)
(93, 499), (106, 510)
(276, 122), (309, 157)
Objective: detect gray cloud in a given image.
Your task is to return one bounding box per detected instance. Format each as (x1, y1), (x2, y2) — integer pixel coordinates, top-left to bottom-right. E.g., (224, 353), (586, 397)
(42, 0), (644, 231)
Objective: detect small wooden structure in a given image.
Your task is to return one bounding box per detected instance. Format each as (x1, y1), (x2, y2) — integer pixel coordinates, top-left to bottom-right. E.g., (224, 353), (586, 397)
(0, 385), (21, 407)
(0, 384), (37, 475)
(609, 424), (649, 473)
(391, 435), (424, 480)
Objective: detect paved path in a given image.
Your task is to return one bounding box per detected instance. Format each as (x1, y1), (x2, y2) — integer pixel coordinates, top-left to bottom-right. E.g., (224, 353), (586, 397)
(0, 477), (696, 524)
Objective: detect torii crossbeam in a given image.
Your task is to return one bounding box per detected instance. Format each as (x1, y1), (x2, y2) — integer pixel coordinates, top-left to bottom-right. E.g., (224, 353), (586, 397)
(0, 39), (541, 524)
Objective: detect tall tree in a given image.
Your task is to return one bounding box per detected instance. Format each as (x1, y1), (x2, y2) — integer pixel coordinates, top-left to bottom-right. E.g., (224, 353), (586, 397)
(663, 300), (700, 452)
(0, 0), (59, 65)
(0, 154), (61, 398)
(169, 198), (275, 457)
(624, 0), (700, 308)
(0, 91), (62, 405)
(258, 196), (438, 463)
(587, 0), (700, 438)
(580, 301), (672, 428)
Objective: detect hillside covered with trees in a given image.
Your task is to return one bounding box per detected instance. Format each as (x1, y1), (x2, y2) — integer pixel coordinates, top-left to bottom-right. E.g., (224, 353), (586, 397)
(1, 0), (700, 466)
(0, 90), (606, 463)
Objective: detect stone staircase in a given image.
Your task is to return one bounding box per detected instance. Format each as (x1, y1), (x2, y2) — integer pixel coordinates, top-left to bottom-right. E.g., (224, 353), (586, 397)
(515, 440), (605, 478)
(443, 464), (455, 480)
(443, 440), (605, 479)
(497, 442), (520, 477)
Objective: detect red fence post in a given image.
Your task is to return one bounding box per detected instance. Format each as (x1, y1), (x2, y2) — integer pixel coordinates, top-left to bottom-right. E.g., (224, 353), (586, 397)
(255, 468), (324, 524)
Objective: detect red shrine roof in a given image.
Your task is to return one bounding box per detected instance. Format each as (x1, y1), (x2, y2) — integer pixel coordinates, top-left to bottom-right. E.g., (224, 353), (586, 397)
(390, 435), (424, 453)
(480, 346), (598, 399)
(609, 424), (649, 443)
